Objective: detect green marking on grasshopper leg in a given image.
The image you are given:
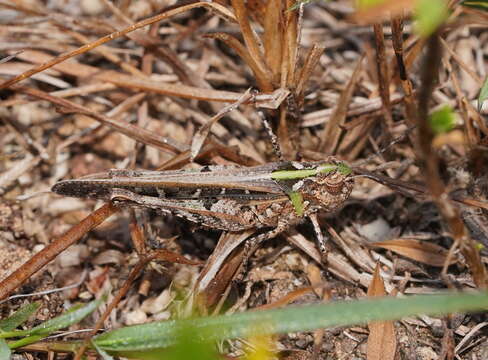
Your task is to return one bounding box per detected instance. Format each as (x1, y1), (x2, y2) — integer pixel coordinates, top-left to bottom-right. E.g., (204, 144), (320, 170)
(286, 191), (303, 216)
(287, 191), (304, 216)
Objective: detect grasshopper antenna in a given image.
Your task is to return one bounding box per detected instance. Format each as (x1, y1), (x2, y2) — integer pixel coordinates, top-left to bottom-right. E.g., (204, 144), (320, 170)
(259, 110), (285, 162)
(352, 125), (416, 168)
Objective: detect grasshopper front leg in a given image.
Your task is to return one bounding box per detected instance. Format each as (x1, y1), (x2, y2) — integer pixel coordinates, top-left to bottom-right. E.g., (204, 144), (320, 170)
(236, 213), (331, 282)
(308, 212), (329, 263)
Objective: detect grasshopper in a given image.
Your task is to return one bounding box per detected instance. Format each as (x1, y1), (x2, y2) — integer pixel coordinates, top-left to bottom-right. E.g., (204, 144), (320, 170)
(52, 159), (354, 268)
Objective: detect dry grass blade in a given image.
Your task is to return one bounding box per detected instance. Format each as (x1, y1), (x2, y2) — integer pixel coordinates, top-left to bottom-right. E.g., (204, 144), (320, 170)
(270, 0), (303, 159)
(191, 88), (253, 160)
(106, 74), (244, 102)
(231, 0), (272, 90)
(14, 85), (188, 153)
(283, 0), (301, 88)
(402, 34), (425, 67)
(65, 29), (147, 78)
(373, 23), (393, 126)
(0, 2), (46, 16)
(13, 50), (245, 103)
(150, 249), (203, 266)
(285, 231), (365, 286)
(100, 0), (208, 88)
(264, 0), (284, 85)
(157, 141), (261, 172)
(440, 37), (483, 86)
(371, 238), (452, 267)
(366, 264), (397, 360)
(0, 50), (24, 65)
(256, 87), (291, 109)
(0, 154), (40, 194)
(295, 44), (325, 104)
(0, 83), (116, 108)
(255, 287), (315, 310)
(195, 231), (254, 307)
(204, 33), (273, 92)
(302, 93), (407, 127)
(390, 14), (417, 127)
(319, 55), (364, 154)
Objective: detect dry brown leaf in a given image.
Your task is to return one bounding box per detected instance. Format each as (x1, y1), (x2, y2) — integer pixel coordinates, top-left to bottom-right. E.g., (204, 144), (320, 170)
(367, 263), (397, 360)
(255, 287), (315, 310)
(432, 130), (465, 149)
(306, 263), (325, 299)
(367, 263), (387, 298)
(151, 249), (202, 266)
(371, 238), (452, 267)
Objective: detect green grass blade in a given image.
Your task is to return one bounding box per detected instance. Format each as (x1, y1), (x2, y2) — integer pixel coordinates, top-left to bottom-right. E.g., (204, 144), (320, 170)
(28, 298), (102, 336)
(8, 335), (43, 350)
(0, 340), (11, 360)
(94, 291), (488, 354)
(0, 303), (40, 332)
(478, 75), (488, 112)
(93, 341), (115, 360)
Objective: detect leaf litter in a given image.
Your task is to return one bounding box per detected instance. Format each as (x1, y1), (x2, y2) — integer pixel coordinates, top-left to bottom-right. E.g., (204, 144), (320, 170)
(0, 0), (488, 359)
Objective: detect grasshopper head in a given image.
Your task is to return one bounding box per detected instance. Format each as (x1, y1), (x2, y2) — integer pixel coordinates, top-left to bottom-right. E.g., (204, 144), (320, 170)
(300, 163), (354, 212)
